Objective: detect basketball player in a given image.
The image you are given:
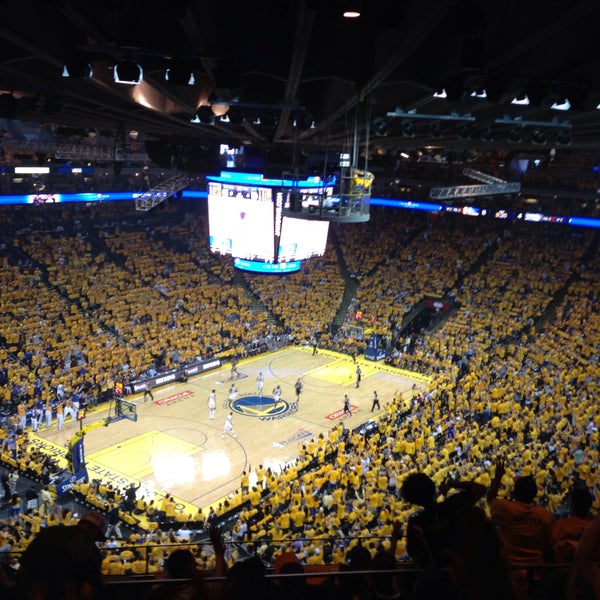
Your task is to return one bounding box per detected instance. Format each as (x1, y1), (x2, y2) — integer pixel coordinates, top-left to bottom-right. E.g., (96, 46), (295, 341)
(221, 412), (236, 438)
(35, 399), (44, 427)
(143, 384), (154, 403)
(64, 397), (76, 422)
(294, 378), (303, 401)
(56, 399), (65, 430)
(256, 372), (264, 397)
(208, 390), (217, 420)
(273, 385), (282, 403)
(228, 383), (238, 401)
(45, 398), (53, 428)
(230, 356), (240, 379)
(29, 406), (38, 433)
(17, 400), (27, 430)
(343, 394), (352, 418)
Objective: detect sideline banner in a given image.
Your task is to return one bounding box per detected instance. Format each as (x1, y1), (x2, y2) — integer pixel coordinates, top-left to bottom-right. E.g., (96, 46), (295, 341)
(128, 357), (222, 394)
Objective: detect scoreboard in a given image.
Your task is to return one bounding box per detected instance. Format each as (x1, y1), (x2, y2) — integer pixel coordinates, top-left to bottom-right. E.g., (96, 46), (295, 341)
(207, 171), (333, 271)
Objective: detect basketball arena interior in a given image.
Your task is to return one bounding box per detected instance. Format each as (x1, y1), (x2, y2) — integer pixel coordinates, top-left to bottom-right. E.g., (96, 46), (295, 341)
(0, 1), (599, 599)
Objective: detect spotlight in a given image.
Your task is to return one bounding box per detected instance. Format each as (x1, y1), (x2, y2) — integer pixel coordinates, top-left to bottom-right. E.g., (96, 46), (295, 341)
(525, 82), (546, 106)
(401, 120), (414, 137)
(555, 129), (571, 145)
(480, 124), (494, 142)
(211, 102), (230, 117)
(193, 106), (215, 125)
(165, 61), (195, 85)
(511, 94), (530, 106)
(563, 85), (588, 110)
(207, 92), (231, 116)
(530, 129), (547, 145)
(550, 98), (571, 111)
(470, 88), (487, 99)
(372, 117), (388, 136)
(507, 126), (523, 143)
(259, 112), (278, 127)
(429, 121), (443, 138)
(295, 113), (315, 130)
(342, 1), (362, 18)
(484, 76), (506, 103)
(456, 123), (471, 140)
(443, 75), (465, 102)
(62, 61), (93, 79)
(114, 58), (143, 85)
(227, 107), (245, 125)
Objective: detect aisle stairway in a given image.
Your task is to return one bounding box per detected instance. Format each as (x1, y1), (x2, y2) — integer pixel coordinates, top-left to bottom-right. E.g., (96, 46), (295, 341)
(329, 227), (359, 333)
(231, 268), (280, 327)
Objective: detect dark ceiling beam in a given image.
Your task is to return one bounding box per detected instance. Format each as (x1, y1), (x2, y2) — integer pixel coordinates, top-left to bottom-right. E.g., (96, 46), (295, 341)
(273, 1), (316, 143)
(60, 4), (203, 118)
(299, 1), (454, 143)
(0, 20), (192, 143)
(178, 7), (273, 147)
(241, 121), (270, 145)
(177, 7), (219, 88)
(487, 0), (599, 68)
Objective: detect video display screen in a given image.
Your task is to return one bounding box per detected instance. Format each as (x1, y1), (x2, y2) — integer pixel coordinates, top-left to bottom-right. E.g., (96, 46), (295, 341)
(207, 176), (331, 265)
(278, 217), (329, 262)
(208, 183), (276, 262)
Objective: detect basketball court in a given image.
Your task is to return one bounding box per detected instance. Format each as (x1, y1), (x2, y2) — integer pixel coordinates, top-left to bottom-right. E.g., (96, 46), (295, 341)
(30, 346), (429, 516)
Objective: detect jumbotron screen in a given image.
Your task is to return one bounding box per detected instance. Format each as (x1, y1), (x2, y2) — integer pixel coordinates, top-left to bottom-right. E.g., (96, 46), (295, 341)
(207, 172), (331, 266)
(208, 182), (276, 261)
(278, 216), (329, 262)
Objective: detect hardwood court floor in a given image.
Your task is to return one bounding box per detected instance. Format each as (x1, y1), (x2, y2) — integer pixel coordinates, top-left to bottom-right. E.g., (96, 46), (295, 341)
(34, 346), (429, 514)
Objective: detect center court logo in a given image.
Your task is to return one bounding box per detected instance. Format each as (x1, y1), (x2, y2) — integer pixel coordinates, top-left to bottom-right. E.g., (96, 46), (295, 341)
(229, 394), (297, 421)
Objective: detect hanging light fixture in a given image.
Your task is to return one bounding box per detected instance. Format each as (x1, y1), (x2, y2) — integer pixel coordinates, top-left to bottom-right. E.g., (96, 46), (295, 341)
(114, 58), (143, 85)
(511, 94), (530, 106)
(530, 129), (547, 145)
(342, 1), (362, 18)
(480, 124), (494, 142)
(165, 60), (195, 85)
(259, 112), (278, 127)
(429, 121), (443, 138)
(550, 98), (571, 111)
(62, 60), (93, 79)
(227, 107), (246, 125)
(456, 122), (471, 140)
(507, 126), (523, 143)
(555, 129), (571, 145)
(211, 102), (230, 117)
(401, 120), (414, 137)
(372, 117), (388, 136)
(191, 106), (215, 124)
(295, 112), (315, 130)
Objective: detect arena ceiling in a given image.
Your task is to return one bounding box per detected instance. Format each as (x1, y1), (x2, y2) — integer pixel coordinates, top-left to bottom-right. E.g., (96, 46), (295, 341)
(1, 0), (600, 169)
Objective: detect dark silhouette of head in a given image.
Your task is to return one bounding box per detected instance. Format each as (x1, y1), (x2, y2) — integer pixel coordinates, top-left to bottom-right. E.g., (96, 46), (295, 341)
(570, 487), (594, 518)
(513, 476), (537, 503)
(347, 542), (372, 570)
(401, 472), (436, 508)
(225, 556), (267, 600)
(166, 549), (197, 578)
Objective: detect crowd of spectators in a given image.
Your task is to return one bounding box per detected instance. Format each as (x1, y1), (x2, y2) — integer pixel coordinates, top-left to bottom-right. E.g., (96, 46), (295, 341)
(0, 198), (598, 598)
